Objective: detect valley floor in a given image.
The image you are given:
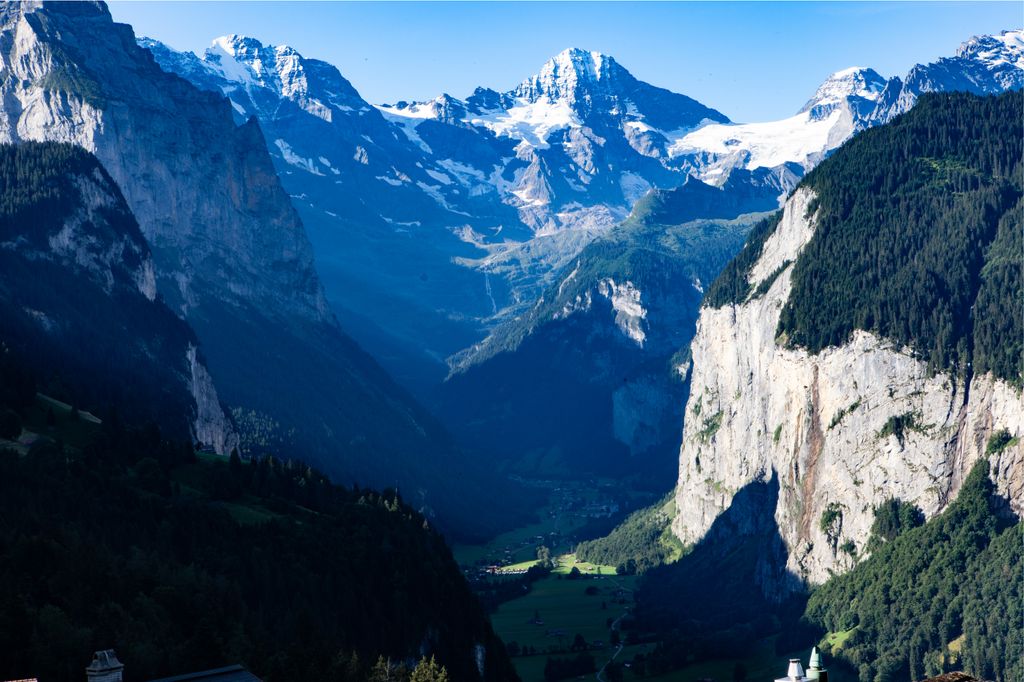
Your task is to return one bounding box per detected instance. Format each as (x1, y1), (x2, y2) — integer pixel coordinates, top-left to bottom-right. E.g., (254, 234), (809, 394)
(452, 479), (847, 682)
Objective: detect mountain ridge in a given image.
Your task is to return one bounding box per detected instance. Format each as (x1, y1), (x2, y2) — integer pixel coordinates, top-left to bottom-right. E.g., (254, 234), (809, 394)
(428, 29), (1022, 481)
(142, 28), (1022, 389)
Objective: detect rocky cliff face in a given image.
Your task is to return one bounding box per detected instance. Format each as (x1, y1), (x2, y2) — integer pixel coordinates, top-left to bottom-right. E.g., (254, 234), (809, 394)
(0, 141), (237, 449)
(0, 2), (330, 322)
(140, 33), (523, 387)
(186, 345), (238, 454)
(672, 187), (1024, 587)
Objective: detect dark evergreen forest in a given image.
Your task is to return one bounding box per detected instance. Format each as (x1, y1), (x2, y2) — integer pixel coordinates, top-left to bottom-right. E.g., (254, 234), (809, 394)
(703, 92), (1023, 388)
(0, 353), (518, 682)
(783, 91), (1023, 385)
(805, 461), (1022, 682)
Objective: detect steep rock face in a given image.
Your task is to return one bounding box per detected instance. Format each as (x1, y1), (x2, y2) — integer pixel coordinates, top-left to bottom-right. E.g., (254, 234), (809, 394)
(0, 2), (517, 537)
(0, 141), (236, 450)
(672, 186), (1023, 587)
(0, 2), (329, 322)
(140, 33), (526, 385)
(186, 345), (237, 454)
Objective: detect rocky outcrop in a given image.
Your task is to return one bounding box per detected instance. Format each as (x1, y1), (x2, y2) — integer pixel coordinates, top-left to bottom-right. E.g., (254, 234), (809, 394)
(438, 198), (754, 475)
(672, 188), (1024, 587)
(186, 345), (239, 454)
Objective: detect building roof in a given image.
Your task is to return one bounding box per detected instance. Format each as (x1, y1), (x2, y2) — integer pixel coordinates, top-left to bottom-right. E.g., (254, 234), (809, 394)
(920, 674), (980, 682)
(147, 665), (261, 682)
(87, 650), (124, 674)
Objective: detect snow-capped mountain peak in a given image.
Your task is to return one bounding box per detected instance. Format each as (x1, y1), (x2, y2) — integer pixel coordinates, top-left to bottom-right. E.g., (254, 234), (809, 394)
(192, 34), (368, 122)
(956, 29), (1024, 69)
(799, 66), (887, 117)
(869, 28), (1024, 124)
(385, 93), (469, 125)
(513, 47), (622, 103)
(206, 34), (264, 84)
(207, 34), (305, 91)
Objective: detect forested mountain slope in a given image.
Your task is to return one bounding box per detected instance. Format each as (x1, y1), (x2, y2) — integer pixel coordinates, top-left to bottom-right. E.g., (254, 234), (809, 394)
(0, 141), (235, 451)
(0, 359), (518, 682)
(805, 461), (1021, 682)
(437, 178), (763, 478)
(673, 91), (1023, 586)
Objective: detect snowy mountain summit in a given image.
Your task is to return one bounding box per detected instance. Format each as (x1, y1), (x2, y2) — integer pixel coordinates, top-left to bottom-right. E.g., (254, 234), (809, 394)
(381, 46), (728, 158)
(871, 28), (1024, 122)
(956, 29), (1024, 84)
(800, 66), (886, 120)
(514, 48), (619, 102)
(203, 34), (370, 121)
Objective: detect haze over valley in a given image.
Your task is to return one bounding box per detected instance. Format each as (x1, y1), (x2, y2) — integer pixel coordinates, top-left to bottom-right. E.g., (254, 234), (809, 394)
(0, 3), (1020, 682)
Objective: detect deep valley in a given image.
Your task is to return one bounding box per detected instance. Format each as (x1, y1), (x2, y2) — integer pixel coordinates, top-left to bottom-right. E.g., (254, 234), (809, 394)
(0, 3), (1021, 682)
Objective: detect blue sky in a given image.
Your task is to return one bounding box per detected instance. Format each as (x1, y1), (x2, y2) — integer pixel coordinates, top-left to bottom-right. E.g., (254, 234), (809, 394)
(109, 1), (1021, 122)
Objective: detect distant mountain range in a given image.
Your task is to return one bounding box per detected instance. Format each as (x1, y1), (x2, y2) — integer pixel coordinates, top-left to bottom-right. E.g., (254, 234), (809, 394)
(136, 26), (1024, 479)
(3, 0), (1018, 512)
(142, 29), (1024, 392)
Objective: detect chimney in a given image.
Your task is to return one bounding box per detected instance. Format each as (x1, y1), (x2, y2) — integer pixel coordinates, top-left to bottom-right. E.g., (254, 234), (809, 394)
(86, 651), (123, 682)
(787, 659), (805, 681)
(806, 646), (827, 681)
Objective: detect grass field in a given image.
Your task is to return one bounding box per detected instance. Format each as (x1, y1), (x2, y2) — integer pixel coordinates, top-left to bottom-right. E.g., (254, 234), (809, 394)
(824, 627), (855, 651)
(454, 508), (579, 567)
(496, 553), (618, 576)
(1, 393), (103, 454)
(490, 567), (636, 681)
(492, 573), (634, 649)
(553, 553), (617, 576)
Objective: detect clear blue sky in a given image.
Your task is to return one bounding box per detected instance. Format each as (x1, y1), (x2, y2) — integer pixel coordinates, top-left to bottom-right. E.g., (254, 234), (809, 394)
(108, 1), (1021, 122)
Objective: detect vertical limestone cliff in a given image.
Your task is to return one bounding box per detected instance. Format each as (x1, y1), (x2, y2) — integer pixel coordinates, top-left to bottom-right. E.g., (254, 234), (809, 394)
(673, 187), (1024, 588)
(186, 345), (239, 454)
(0, 3), (527, 535)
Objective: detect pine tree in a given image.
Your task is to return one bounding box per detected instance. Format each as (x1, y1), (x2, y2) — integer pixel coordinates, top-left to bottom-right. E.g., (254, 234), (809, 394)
(410, 656), (448, 682)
